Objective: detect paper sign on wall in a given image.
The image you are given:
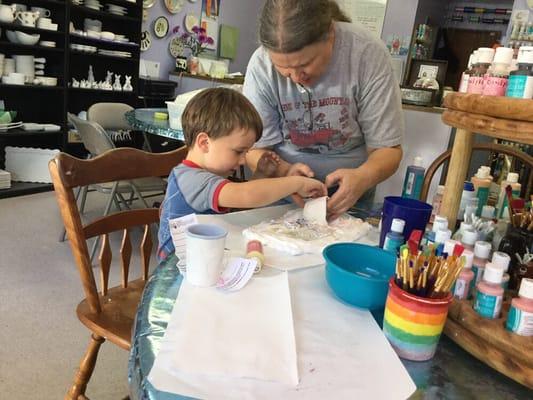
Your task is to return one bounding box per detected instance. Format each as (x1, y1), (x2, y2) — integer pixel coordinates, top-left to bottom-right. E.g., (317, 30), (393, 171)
(336, 0), (388, 38)
(219, 24), (239, 59)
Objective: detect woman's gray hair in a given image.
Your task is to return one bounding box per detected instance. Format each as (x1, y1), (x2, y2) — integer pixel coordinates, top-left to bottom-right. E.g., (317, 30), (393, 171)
(259, 0), (351, 53)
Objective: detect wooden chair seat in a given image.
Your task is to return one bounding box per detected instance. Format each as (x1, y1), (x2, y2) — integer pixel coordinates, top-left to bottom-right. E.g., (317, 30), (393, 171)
(76, 279), (146, 351)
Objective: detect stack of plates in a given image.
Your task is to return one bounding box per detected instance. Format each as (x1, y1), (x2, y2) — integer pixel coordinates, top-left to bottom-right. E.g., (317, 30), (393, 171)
(0, 121), (23, 132)
(0, 169), (11, 189)
(114, 34), (130, 43)
(71, 44), (97, 53)
(71, 0), (83, 5)
(99, 49), (131, 58)
(107, 4), (127, 15)
(85, 0), (102, 10)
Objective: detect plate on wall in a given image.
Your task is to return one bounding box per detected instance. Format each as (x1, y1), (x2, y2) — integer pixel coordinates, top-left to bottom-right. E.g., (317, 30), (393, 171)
(143, 0), (155, 8)
(141, 30), (152, 51)
(153, 16), (169, 38)
(165, 0), (185, 14)
(184, 14), (199, 33)
(169, 36), (185, 57)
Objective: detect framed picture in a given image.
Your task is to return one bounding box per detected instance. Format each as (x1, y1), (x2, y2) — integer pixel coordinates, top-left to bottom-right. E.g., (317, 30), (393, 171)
(405, 59), (448, 87)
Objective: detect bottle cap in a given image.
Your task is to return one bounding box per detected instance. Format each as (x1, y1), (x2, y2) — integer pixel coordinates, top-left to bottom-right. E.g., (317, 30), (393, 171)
(483, 263), (504, 284)
(435, 229), (452, 244)
(492, 251), (511, 272)
(493, 47), (514, 65)
(517, 46), (533, 64)
(463, 181), (475, 192)
(413, 156), (423, 167)
(477, 47), (495, 64)
(474, 241), (491, 259)
(461, 229), (478, 246)
(462, 249), (474, 269)
(475, 166), (491, 179)
(443, 239), (459, 255)
(506, 172), (519, 183)
(519, 278), (533, 299)
(390, 218), (405, 234)
(481, 205), (495, 219)
(432, 216), (448, 232)
(437, 185), (445, 195)
(471, 50), (479, 65)
(459, 222), (473, 232)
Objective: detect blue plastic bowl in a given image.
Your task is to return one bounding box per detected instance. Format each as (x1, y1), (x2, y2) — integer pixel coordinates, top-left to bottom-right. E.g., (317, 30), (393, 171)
(323, 243), (396, 310)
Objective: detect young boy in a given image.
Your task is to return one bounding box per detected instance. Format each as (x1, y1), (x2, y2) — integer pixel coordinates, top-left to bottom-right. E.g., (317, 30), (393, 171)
(157, 87), (326, 260)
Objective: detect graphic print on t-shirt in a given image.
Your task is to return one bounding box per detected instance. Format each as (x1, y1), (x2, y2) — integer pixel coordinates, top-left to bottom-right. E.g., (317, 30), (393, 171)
(280, 96), (358, 154)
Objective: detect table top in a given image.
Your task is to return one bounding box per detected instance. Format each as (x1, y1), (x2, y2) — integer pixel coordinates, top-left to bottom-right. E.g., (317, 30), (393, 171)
(126, 108), (184, 141)
(128, 207), (532, 400)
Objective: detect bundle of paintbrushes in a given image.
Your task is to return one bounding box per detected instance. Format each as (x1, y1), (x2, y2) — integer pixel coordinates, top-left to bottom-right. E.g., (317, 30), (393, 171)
(394, 230), (466, 299)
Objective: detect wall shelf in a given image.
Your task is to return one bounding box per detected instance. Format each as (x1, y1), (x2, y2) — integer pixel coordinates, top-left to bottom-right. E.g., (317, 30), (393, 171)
(0, 41), (64, 52)
(69, 50), (138, 62)
(0, 21), (64, 36)
(70, 5), (139, 23)
(0, 83), (64, 90)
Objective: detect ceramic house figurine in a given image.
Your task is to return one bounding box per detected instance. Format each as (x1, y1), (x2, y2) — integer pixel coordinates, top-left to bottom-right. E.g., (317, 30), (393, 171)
(123, 75), (133, 91)
(113, 74), (122, 91)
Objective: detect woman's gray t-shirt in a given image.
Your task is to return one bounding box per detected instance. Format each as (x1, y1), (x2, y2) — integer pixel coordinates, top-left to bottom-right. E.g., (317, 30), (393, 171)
(243, 21), (404, 182)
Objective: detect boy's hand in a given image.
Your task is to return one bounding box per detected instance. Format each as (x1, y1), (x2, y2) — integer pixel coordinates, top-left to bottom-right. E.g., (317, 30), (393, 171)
(287, 163), (315, 206)
(296, 177), (327, 199)
(255, 150), (281, 178)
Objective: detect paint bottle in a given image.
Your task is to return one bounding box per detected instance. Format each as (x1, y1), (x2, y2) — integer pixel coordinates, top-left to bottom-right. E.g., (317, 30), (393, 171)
(383, 218), (405, 255)
(434, 229), (452, 248)
(471, 240), (492, 295)
(467, 47), (495, 94)
(474, 263), (504, 319)
(429, 185), (445, 223)
(452, 221), (474, 241)
(246, 240), (265, 273)
(454, 249), (475, 300)
(506, 46), (533, 99)
(496, 172), (521, 218)
(492, 251), (511, 291)
(423, 215), (448, 246)
(482, 47), (514, 96)
(401, 156), (425, 200)
(460, 229), (478, 252)
(471, 166), (493, 216)
(506, 278), (533, 336)
(481, 205), (495, 221)
(459, 51), (477, 93)
(457, 181), (476, 221)
(443, 239), (459, 256)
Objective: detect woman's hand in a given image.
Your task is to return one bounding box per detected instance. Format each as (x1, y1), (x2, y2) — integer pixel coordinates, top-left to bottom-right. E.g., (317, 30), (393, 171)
(287, 162), (315, 207)
(295, 177), (327, 199)
(325, 168), (370, 221)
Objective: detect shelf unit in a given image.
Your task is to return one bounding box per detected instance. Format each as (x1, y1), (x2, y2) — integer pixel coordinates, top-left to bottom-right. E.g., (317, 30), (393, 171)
(0, 0), (142, 198)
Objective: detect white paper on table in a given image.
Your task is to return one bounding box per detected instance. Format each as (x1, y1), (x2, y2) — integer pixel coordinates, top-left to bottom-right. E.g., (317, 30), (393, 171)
(149, 266), (416, 399)
(153, 271), (298, 386)
(303, 196), (328, 225)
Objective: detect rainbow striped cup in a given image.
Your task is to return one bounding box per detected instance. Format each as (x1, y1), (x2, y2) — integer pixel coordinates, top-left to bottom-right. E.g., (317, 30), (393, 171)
(383, 278), (452, 361)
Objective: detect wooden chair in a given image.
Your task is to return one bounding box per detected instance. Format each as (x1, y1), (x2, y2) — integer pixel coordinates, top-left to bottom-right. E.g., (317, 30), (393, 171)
(49, 146), (186, 400)
(420, 142), (533, 203)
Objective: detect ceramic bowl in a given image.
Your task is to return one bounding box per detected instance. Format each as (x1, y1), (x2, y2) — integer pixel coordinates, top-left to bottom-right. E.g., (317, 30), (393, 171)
(100, 31), (115, 40)
(15, 31), (40, 45)
(323, 243), (396, 310)
(0, 110), (17, 124)
(6, 30), (18, 43)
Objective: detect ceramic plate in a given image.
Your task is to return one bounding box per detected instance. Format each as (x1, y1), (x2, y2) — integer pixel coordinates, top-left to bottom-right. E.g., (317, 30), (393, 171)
(153, 16), (169, 38)
(143, 0), (155, 8)
(141, 30), (151, 52)
(164, 0), (184, 14)
(184, 14), (199, 33)
(169, 36), (185, 57)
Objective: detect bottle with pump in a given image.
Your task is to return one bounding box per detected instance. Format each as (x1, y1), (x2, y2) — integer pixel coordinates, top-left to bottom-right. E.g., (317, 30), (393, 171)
(459, 51), (477, 93)
(506, 278), (533, 336)
(383, 218), (405, 255)
(506, 46), (533, 99)
(471, 166), (493, 216)
(454, 249), (475, 300)
(496, 172), (521, 218)
(474, 263), (505, 319)
(482, 47), (514, 96)
(401, 156), (425, 200)
(467, 47), (495, 94)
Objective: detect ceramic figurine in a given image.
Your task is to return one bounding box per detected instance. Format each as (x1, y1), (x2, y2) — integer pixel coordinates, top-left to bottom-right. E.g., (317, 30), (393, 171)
(88, 65), (95, 85)
(72, 78), (80, 88)
(113, 74), (122, 91)
(91, 80), (99, 89)
(123, 75), (133, 91)
(105, 71), (113, 84)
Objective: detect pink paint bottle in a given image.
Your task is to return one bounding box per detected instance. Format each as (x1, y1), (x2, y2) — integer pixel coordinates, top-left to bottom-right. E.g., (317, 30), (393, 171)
(453, 249), (475, 300)
(470, 241), (492, 297)
(482, 47), (514, 96)
(506, 278), (533, 336)
(467, 47), (495, 94)
(492, 251), (511, 291)
(474, 263), (504, 319)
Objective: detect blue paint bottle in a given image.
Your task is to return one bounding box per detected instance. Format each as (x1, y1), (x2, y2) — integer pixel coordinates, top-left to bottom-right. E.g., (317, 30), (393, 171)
(383, 218), (405, 255)
(401, 156), (425, 200)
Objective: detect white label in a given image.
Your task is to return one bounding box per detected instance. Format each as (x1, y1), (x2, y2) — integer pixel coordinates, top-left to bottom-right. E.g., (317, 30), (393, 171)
(525, 76), (533, 98)
(405, 172), (415, 195)
(216, 257), (257, 292)
(169, 213), (198, 274)
(454, 278), (468, 300)
(459, 73), (470, 93)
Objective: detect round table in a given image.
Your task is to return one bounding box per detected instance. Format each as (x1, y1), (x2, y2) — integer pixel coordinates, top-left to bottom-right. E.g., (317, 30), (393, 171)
(125, 108), (184, 141)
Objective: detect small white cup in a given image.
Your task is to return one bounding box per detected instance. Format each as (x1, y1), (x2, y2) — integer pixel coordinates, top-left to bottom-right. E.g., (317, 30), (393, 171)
(185, 224), (228, 287)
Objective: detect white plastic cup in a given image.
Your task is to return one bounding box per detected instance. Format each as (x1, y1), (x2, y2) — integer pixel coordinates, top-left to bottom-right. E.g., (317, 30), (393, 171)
(185, 224), (227, 287)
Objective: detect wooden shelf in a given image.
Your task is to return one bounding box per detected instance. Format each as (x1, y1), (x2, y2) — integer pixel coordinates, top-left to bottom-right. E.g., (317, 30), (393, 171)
(70, 50), (138, 62)
(15, 0), (66, 6)
(169, 71), (245, 85)
(0, 83), (64, 90)
(0, 41), (64, 52)
(68, 87), (136, 95)
(0, 21), (64, 36)
(70, 34), (139, 48)
(70, 5), (139, 22)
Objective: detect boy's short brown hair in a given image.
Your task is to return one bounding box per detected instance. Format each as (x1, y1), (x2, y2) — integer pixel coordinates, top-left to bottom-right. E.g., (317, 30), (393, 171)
(181, 87), (263, 147)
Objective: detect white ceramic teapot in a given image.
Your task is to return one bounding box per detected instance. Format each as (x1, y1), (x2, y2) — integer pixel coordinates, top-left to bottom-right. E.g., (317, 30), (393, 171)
(16, 10), (40, 27)
(0, 4), (17, 23)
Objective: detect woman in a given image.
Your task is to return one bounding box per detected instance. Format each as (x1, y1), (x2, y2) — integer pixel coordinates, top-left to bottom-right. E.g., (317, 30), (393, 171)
(244, 0), (403, 220)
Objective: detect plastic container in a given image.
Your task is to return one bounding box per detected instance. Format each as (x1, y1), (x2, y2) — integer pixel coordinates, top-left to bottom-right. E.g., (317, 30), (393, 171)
(471, 166), (493, 216)
(401, 156), (425, 200)
(430, 185), (445, 223)
(424, 215), (448, 246)
(458, 181), (476, 221)
(454, 249), (475, 300)
(492, 251), (511, 291)
(383, 218), (405, 254)
(482, 47), (514, 96)
(383, 278), (453, 361)
(506, 278), (533, 336)
(443, 239), (459, 256)
(434, 229), (452, 247)
(496, 172), (521, 218)
(467, 47), (495, 94)
(379, 196), (433, 248)
(458, 51), (477, 93)
(323, 243), (396, 310)
(5, 146), (60, 183)
(453, 221), (474, 241)
(506, 46), (533, 99)
(473, 263), (504, 319)
(481, 205), (495, 221)
(471, 241), (492, 294)
(461, 229), (478, 251)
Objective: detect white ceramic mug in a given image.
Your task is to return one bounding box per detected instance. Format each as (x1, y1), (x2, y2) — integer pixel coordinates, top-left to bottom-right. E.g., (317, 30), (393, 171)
(0, 4), (17, 23)
(16, 11), (40, 27)
(31, 7), (51, 17)
(185, 224), (228, 287)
